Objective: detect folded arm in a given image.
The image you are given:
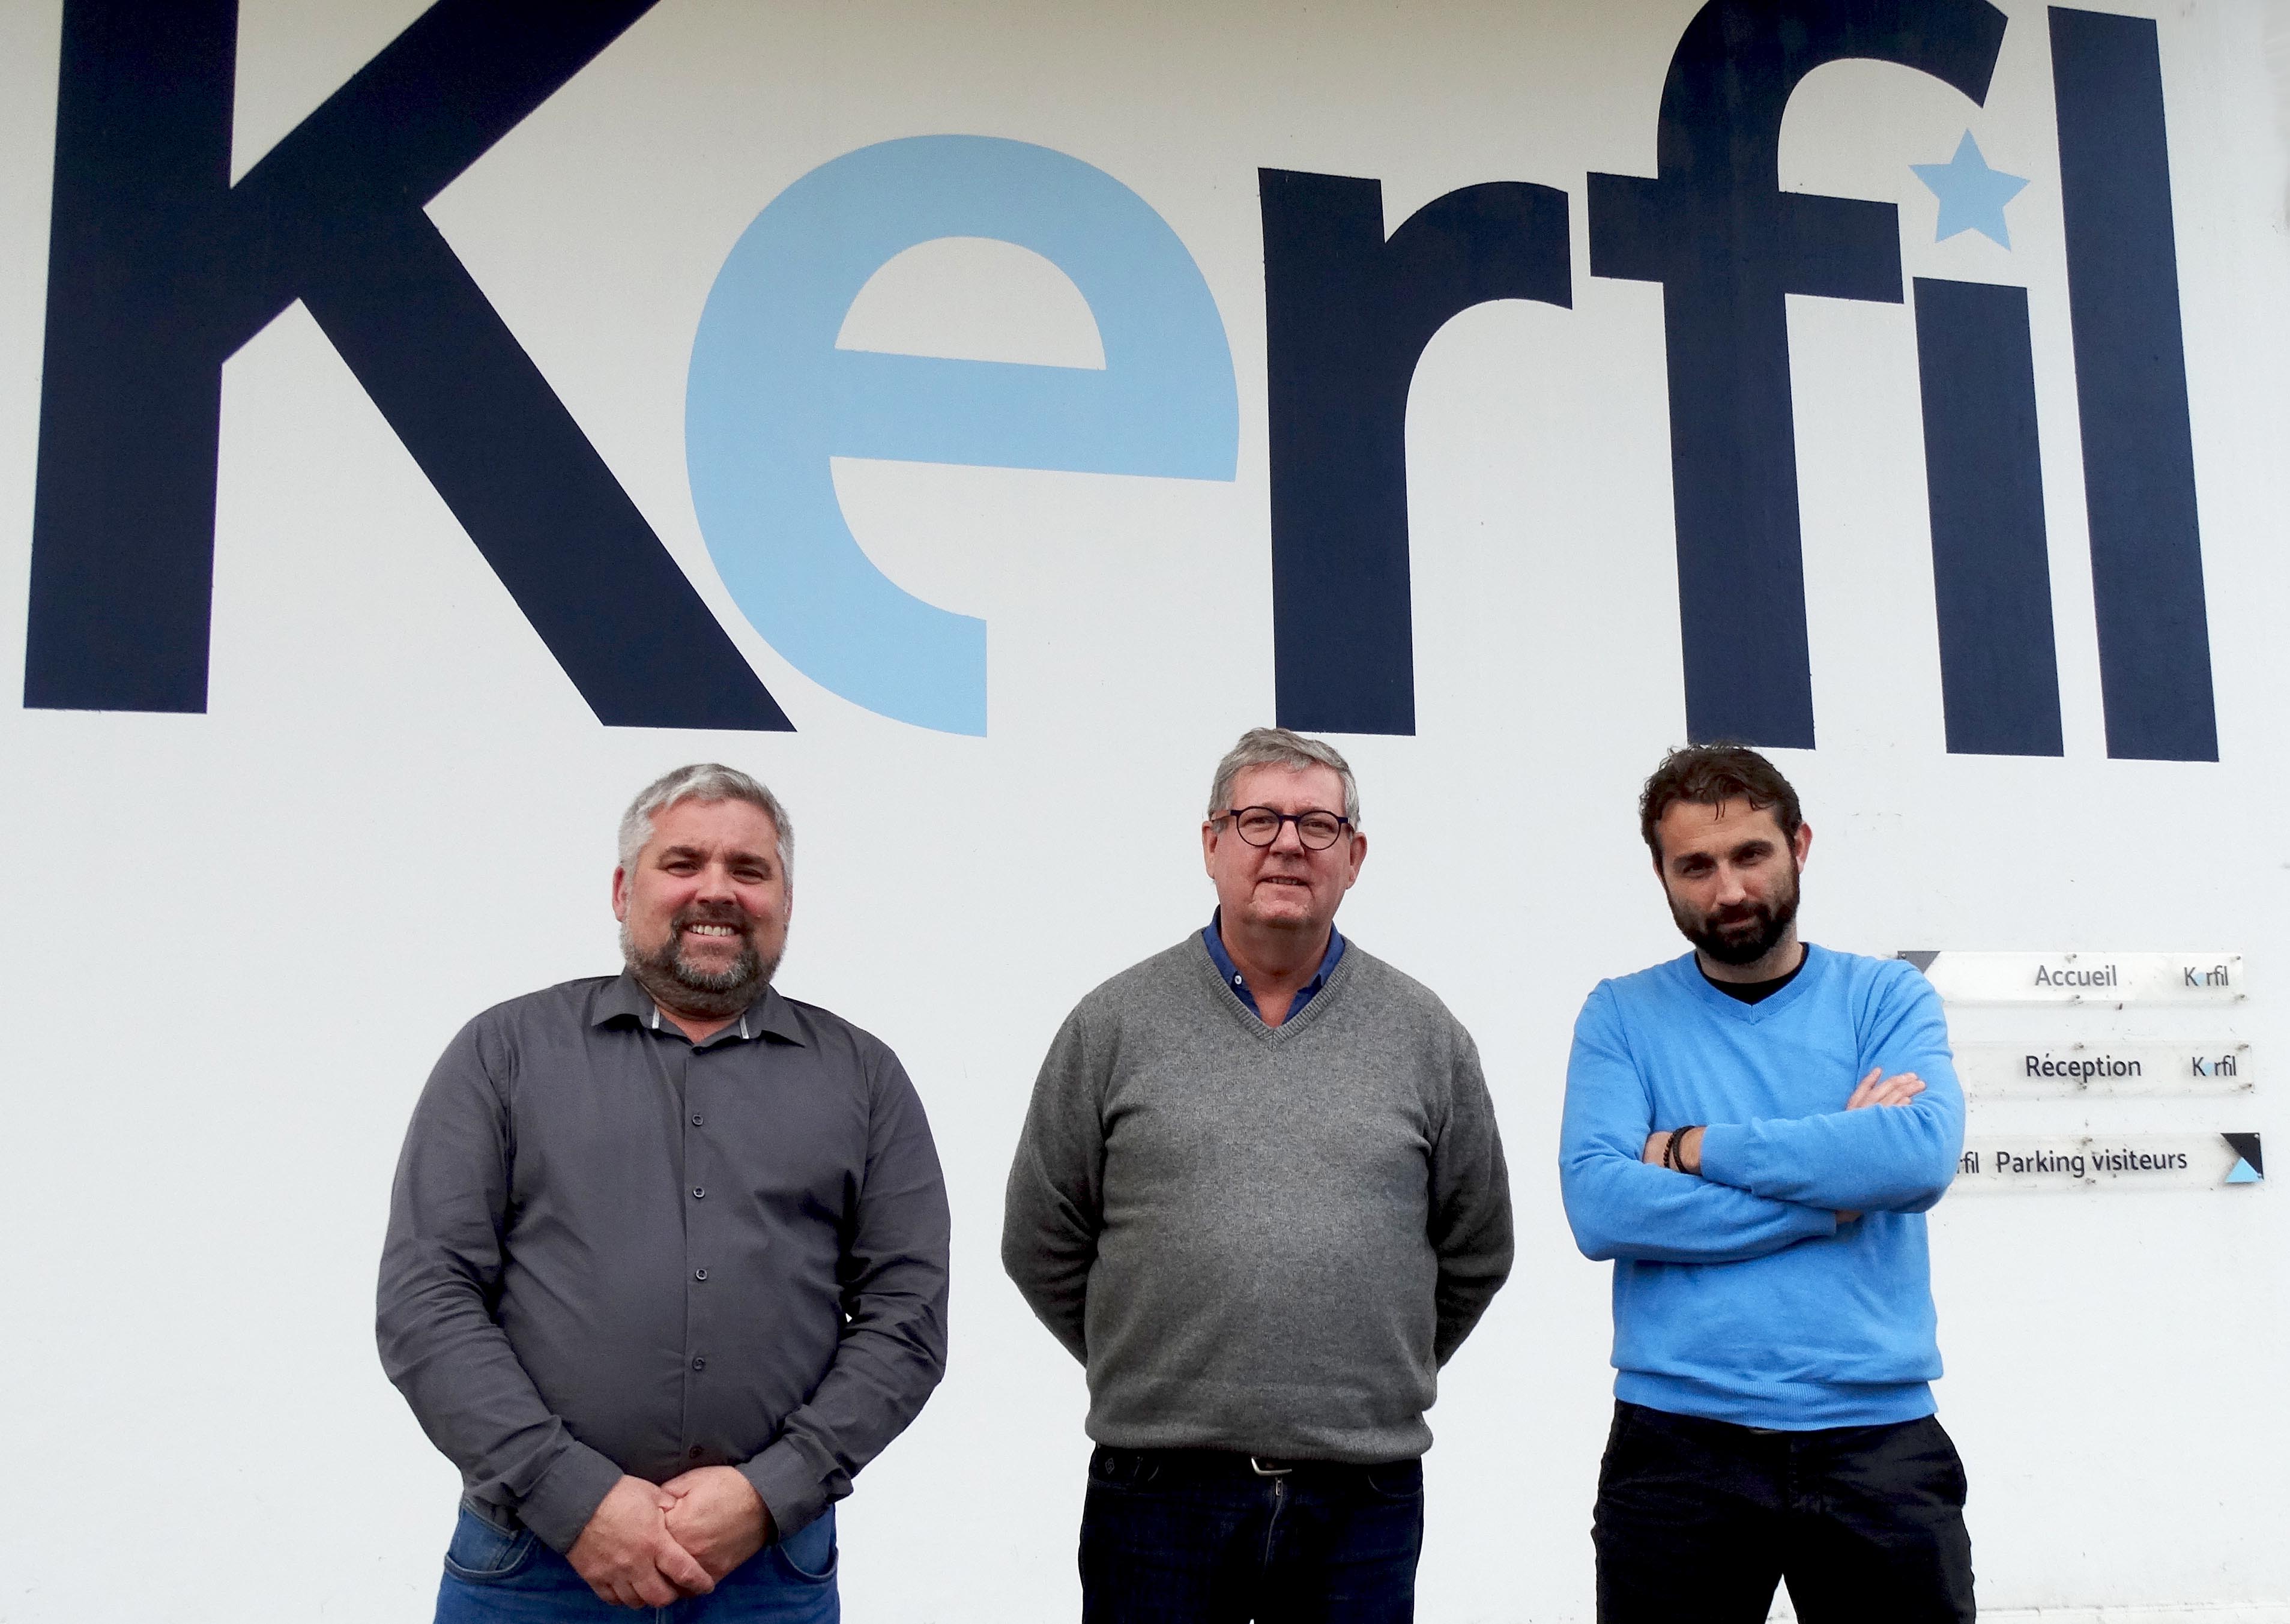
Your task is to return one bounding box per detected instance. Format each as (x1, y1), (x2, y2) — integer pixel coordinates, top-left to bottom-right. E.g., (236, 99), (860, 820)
(1695, 973), (1964, 1213)
(1560, 988), (1836, 1264)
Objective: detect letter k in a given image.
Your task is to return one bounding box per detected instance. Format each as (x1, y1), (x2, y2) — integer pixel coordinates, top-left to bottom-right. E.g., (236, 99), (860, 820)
(26, 0), (791, 730)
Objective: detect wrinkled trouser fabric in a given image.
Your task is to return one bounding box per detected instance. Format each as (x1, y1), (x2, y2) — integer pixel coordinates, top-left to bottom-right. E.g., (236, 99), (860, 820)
(1079, 1446), (1424, 1623)
(1594, 1401), (1975, 1623)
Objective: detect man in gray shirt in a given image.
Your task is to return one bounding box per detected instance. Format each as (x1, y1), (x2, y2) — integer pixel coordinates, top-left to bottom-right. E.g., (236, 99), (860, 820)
(1003, 728), (1513, 1623)
(380, 763), (949, 1619)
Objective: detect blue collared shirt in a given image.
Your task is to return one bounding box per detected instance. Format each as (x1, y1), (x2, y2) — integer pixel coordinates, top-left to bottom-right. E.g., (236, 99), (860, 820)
(1202, 908), (1346, 1023)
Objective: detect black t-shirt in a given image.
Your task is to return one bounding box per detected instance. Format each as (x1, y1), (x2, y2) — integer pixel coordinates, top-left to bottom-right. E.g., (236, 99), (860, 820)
(1699, 948), (1807, 1005)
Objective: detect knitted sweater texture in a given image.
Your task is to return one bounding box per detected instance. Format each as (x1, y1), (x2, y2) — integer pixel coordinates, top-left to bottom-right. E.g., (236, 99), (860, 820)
(1002, 935), (1512, 1463)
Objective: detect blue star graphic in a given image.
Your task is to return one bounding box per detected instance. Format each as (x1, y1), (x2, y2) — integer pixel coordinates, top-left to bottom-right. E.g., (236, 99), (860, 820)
(1911, 131), (2030, 248)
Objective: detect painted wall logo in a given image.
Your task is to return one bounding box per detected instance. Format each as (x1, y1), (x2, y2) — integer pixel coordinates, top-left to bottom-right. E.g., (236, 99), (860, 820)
(23, 0), (2217, 758)
(684, 137), (1238, 737)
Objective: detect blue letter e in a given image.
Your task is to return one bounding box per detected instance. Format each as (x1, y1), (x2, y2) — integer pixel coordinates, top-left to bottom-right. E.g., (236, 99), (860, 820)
(686, 136), (1239, 735)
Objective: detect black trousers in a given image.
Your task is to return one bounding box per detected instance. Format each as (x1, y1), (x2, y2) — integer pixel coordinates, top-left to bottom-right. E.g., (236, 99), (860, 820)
(1594, 1401), (1975, 1623)
(1079, 1447), (1424, 1623)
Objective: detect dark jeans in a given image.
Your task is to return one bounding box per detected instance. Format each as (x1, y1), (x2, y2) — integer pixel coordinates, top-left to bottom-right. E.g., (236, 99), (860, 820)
(1594, 1401), (1975, 1623)
(432, 1503), (837, 1622)
(1078, 1446), (1424, 1623)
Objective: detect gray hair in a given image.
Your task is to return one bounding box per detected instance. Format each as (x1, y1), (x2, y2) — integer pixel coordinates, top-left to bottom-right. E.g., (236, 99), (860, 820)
(617, 763), (794, 882)
(1207, 727), (1361, 826)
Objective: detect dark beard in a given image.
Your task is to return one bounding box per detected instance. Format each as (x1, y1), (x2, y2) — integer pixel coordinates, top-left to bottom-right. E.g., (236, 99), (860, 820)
(622, 905), (781, 1018)
(1673, 869), (1801, 967)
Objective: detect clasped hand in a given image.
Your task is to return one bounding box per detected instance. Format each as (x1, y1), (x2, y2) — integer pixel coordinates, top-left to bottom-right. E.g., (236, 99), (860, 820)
(565, 1467), (773, 1609)
(1640, 1066), (1926, 1223)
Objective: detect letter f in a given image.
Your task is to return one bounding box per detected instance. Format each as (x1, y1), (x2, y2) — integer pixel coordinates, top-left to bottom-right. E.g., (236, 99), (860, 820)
(1588, 0), (2007, 746)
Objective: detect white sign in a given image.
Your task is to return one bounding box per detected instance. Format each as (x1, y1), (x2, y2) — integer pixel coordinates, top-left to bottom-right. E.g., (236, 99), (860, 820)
(1899, 951), (2244, 1006)
(1954, 1042), (2253, 1098)
(1953, 1134), (2264, 1194)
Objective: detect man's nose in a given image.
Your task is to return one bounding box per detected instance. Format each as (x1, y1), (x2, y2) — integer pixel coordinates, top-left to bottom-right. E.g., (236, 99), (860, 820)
(1712, 865), (1750, 904)
(1267, 817), (1307, 854)
(696, 861), (739, 899)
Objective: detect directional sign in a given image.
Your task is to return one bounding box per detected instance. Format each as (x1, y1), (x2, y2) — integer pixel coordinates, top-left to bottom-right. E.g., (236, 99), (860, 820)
(1899, 951), (2243, 1006)
(1954, 1041), (2253, 1098)
(1951, 1133), (2264, 1194)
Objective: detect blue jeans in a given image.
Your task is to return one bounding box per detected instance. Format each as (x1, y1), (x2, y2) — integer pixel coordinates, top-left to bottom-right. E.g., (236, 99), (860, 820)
(1078, 1446), (1424, 1623)
(433, 1503), (838, 1623)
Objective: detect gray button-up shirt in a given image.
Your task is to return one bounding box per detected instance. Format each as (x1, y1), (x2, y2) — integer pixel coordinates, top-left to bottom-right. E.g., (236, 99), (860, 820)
(378, 973), (950, 1552)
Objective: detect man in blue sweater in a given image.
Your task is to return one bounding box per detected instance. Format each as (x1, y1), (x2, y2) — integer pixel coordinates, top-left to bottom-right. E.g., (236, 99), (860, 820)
(1559, 744), (1971, 1623)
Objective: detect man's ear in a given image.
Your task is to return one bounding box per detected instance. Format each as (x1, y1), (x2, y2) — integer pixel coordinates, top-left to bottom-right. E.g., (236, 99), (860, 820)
(611, 865), (630, 922)
(1792, 820), (1814, 868)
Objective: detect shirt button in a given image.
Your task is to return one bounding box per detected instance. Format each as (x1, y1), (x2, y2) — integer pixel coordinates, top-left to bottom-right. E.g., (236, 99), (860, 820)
(691, 1186), (705, 1199)
(688, 1446), (704, 1460)
(693, 1268), (708, 1281)
(692, 1356), (706, 1372)
(690, 1114), (704, 1127)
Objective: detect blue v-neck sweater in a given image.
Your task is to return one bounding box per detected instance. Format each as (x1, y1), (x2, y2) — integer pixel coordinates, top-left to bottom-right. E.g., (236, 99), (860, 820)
(1559, 945), (1963, 1428)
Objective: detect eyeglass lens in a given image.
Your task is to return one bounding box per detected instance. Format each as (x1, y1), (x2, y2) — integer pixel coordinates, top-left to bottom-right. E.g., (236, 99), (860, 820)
(1231, 808), (1345, 850)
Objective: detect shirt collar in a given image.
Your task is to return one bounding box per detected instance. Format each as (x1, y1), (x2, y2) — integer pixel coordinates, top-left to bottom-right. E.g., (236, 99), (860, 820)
(1203, 908), (1345, 1006)
(591, 970), (807, 1046)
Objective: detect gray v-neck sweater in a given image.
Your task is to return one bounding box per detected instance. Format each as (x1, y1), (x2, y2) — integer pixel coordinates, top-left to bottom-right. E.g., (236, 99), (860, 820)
(1002, 935), (1513, 1462)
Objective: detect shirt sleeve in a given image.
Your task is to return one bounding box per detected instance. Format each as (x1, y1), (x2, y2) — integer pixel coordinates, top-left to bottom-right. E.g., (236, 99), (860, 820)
(739, 1044), (951, 1540)
(1694, 964), (1965, 1214)
(1559, 983), (1838, 1263)
(376, 1019), (623, 1554)
(999, 1006), (1105, 1363)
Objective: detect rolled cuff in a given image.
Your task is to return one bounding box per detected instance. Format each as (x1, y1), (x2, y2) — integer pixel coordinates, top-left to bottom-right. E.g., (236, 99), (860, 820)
(513, 1438), (624, 1554)
(740, 1438), (832, 1543)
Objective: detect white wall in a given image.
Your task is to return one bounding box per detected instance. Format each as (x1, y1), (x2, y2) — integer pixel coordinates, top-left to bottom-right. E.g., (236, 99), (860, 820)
(0, 1), (2285, 1617)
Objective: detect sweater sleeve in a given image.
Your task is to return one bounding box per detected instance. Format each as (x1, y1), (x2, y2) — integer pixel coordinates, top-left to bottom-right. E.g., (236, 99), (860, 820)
(1000, 1005), (1107, 1362)
(1428, 1027), (1514, 1365)
(1695, 964), (1964, 1213)
(1559, 983), (1837, 1263)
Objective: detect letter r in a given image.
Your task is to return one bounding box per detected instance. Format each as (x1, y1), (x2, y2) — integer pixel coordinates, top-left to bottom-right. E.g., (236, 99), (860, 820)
(26, 0), (790, 729)
(1257, 170), (1571, 735)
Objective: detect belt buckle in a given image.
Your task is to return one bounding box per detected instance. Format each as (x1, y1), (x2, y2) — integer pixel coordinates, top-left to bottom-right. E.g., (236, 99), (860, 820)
(1249, 1455), (1294, 1478)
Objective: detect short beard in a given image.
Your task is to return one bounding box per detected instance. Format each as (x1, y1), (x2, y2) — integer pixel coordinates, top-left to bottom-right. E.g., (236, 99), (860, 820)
(620, 905), (781, 1019)
(1673, 866), (1802, 968)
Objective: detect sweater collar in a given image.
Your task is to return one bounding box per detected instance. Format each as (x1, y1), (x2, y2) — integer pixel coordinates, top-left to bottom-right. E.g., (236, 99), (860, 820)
(1679, 943), (1824, 1020)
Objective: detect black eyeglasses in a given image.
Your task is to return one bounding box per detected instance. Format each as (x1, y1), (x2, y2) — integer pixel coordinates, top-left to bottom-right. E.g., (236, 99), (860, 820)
(1216, 806), (1352, 850)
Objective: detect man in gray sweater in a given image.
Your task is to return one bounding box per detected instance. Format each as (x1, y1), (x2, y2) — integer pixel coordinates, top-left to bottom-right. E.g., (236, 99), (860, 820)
(1003, 727), (1514, 1623)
